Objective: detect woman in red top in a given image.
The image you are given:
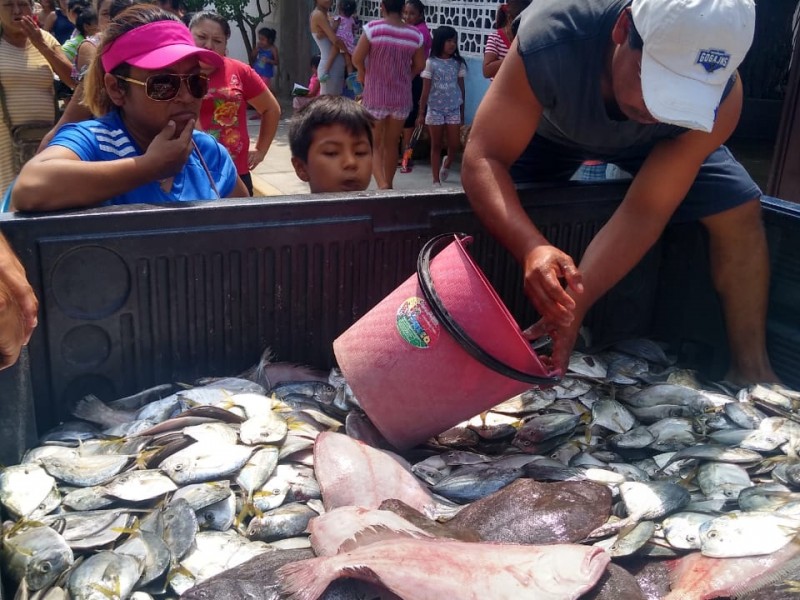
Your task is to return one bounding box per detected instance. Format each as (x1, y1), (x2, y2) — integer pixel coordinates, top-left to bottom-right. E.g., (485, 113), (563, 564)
(189, 11), (280, 196)
(482, 0), (529, 80)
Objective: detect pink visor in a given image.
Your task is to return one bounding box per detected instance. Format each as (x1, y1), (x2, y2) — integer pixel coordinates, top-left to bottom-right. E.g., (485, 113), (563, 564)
(101, 20), (223, 73)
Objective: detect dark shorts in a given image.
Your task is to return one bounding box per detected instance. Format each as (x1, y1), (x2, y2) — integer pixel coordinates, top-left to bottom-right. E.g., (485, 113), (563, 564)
(510, 135), (762, 223)
(239, 172), (253, 197)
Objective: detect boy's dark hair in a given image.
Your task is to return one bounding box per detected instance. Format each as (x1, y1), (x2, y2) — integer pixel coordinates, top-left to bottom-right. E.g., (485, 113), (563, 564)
(289, 96), (375, 162)
(405, 0), (425, 17)
(339, 0), (356, 17)
(628, 11), (644, 50)
(75, 5), (97, 35)
(432, 25), (465, 65)
(311, 54), (321, 68)
(383, 0), (404, 15)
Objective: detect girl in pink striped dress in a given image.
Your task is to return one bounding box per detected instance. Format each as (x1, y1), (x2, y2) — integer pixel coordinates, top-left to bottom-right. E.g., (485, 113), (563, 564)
(353, 0), (425, 189)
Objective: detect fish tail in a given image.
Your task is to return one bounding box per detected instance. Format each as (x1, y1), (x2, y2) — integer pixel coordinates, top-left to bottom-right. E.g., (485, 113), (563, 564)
(277, 557), (334, 600)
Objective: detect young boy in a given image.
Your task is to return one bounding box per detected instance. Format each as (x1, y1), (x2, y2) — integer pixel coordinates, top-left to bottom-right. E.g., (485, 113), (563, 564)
(289, 96), (374, 194)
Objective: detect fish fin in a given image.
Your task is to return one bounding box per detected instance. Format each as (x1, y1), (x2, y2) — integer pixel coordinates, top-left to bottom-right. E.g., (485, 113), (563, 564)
(731, 541), (800, 598)
(337, 524), (431, 554)
(277, 557), (333, 600)
(12, 577), (27, 600)
(586, 516), (632, 540)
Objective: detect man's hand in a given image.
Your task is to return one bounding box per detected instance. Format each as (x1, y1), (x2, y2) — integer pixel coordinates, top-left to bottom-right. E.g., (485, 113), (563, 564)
(523, 315), (583, 377)
(0, 236), (38, 370)
(142, 120), (195, 181)
(522, 245), (583, 328)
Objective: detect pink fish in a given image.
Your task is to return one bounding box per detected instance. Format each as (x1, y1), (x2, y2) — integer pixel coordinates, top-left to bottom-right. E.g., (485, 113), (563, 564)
(309, 506), (435, 556)
(664, 541), (800, 599)
(313, 432), (439, 517)
(278, 537), (610, 600)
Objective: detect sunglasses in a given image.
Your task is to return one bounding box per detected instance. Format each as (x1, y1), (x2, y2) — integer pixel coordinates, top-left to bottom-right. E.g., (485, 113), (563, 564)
(115, 73), (209, 101)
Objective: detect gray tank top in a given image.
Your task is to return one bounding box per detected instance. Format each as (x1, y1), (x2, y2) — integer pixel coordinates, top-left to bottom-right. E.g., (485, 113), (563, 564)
(516, 0), (733, 158)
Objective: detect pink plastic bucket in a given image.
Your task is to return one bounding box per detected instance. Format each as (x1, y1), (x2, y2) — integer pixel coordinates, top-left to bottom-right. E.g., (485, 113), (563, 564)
(333, 233), (560, 449)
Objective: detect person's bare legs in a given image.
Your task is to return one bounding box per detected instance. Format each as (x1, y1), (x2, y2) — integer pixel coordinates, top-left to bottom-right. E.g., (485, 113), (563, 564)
(700, 198), (779, 385)
(372, 119), (388, 189)
(429, 124), (444, 184)
(443, 123), (461, 176)
(382, 118), (405, 190)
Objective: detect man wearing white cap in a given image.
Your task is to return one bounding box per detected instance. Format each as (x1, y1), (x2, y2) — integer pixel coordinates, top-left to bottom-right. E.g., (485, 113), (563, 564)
(462, 0), (779, 385)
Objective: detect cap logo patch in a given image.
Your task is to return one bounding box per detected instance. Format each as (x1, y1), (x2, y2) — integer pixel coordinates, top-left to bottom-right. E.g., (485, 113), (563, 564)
(696, 49), (731, 73)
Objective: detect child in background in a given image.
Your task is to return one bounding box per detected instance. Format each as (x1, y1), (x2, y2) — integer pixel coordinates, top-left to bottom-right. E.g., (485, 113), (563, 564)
(417, 25), (465, 186)
(400, 0), (431, 173)
(293, 55), (322, 112)
(289, 96), (374, 194)
(323, 0), (357, 85)
(251, 27), (279, 88)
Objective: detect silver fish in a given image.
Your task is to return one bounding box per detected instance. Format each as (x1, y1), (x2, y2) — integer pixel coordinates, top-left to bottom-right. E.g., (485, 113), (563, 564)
(247, 502), (318, 542)
(662, 511), (717, 550)
(115, 531), (171, 587)
(432, 465), (523, 503)
(160, 442), (253, 485)
(102, 469), (177, 502)
(40, 454), (131, 487)
(588, 481), (690, 538)
(723, 401), (767, 429)
(44, 509), (132, 551)
(171, 480), (232, 511)
(592, 399), (636, 434)
(182, 422), (239, 445)
(239, 412), (289, 445)
(699, 512), (800, 558)
(2, 526), (74, 591)
(0, 464), (59, 519)
(493, 388), (557, 415)
(162, 498), (199, 562)
(661, 445), (762, 469)
(61, 486), (114, 512)
(568, 352), (608, 379)
(236, 446), (280, 498)
(168, 530), (272, 595)
(67, 550), (141, 600)
(196, 490), (236, 531)
(609, 426), (656, 450)
(697, 462), (752, 501)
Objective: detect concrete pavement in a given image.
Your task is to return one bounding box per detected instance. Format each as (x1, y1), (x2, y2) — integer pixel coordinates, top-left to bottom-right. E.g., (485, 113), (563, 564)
(246, 104), (463, 197)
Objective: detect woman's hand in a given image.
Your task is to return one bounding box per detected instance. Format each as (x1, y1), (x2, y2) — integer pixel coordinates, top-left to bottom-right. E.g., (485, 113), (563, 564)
(20, 15), (45, 48)
(248, 147), (267, 170)
(142, 119), (195, 181)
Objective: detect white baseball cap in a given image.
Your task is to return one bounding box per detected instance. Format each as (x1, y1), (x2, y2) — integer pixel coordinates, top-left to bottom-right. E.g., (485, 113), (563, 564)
(631, 0), (755, 133)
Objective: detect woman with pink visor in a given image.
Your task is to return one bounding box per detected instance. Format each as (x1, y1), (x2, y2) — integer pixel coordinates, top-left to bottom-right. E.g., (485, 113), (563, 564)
(11, 5), (248, 209)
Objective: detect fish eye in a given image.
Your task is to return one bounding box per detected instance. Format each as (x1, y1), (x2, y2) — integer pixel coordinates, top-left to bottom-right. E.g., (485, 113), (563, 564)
(707, 531), (718, 538)
(39, 562), (52, 572)
(687, 535), (696, 542)
(174, 464), (183, 471)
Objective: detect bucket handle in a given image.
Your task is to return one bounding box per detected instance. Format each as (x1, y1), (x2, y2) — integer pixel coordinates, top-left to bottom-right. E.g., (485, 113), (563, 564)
(417, 233), (561, 387)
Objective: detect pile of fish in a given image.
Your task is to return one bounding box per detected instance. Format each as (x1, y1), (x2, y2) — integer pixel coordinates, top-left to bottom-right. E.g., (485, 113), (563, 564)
(2, 342), (800, 599)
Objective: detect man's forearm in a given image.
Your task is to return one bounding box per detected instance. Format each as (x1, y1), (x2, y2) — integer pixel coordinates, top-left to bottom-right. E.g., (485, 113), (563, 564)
(462, 149), (549, 264)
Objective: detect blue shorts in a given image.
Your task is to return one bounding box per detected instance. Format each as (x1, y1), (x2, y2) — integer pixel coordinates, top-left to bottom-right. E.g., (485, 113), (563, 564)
(510, 135), (762, 223)
(426, 107), (462, 127)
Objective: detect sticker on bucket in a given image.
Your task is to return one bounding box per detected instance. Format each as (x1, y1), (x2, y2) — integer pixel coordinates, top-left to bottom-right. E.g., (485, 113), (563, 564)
(396, 297), (440, 349)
